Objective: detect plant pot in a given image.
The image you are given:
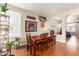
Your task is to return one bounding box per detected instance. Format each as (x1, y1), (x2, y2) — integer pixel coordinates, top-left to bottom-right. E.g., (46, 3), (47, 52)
(6, 49), (15, 56)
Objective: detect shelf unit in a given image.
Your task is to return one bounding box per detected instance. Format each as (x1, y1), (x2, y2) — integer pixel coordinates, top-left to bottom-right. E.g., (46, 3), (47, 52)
(0, 13), (10, 42)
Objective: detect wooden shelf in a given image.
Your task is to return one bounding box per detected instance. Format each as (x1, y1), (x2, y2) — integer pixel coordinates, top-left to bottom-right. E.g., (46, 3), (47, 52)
(0, 13), (10, 41)
(0, 14), (10, 17)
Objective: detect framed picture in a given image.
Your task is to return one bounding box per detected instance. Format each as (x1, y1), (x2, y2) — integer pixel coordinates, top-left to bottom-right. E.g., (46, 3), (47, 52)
(27, 15), (36, 20)
(39, 16), (47, 22)
(25, 21), (37, 32)
(40, 22), (45, 28)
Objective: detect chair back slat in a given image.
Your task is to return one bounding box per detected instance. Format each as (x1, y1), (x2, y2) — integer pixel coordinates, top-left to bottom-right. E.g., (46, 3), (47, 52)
(50, 30), (55, 36)
(26, 33), (32, 45)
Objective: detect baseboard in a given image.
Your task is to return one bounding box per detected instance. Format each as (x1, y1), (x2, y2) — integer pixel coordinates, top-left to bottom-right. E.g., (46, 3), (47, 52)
(20, 43), (27, 46)
(56, 40), (66, 43)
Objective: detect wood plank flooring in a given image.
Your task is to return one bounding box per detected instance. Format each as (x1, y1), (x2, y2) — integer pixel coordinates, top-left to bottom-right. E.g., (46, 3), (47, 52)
(12, 36), (79, 56)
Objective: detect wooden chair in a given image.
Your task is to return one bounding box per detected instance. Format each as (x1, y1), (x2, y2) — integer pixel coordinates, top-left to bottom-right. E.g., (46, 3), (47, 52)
(26, 33), (33, 54)
(48, 30), (56, 46)
(26, 33), (42, 55)
(40, 33), (49, 50)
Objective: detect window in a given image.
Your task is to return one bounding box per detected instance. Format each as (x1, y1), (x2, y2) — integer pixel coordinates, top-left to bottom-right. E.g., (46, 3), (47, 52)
(7, 10), (21, 38)
(67, 23), (75, 32)
(67, 15), (76, 32)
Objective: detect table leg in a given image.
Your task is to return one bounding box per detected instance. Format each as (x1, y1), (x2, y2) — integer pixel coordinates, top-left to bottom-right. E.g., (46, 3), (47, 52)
(30, 46), (32, 55)
(33, 44), (36, 56)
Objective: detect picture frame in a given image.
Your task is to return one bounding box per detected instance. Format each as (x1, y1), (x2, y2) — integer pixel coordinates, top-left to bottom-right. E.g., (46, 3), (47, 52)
(40, 22), (45, 28)
(25, 21), (37, 32)
(39, 16), (47, 22)
(27, 15), (36, 20)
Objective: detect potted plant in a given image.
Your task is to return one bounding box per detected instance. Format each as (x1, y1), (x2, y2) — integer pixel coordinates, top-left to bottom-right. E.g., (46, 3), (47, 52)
(4, 40), (15, 56)
(15, 37), (20, 48)
(0, 3), (9, 14)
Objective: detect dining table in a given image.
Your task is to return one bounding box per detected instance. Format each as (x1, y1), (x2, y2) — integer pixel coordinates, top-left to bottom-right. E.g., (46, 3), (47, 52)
(30, 35), (50, 56)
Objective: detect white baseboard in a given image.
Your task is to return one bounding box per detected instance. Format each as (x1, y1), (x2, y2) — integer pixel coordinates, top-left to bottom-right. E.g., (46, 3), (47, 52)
(56, 40), (66, 43)
(20, 43), (27, 46)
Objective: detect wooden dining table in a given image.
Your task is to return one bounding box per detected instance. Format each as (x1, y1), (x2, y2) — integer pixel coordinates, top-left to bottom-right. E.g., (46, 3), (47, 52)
(30, 35), (50, 56)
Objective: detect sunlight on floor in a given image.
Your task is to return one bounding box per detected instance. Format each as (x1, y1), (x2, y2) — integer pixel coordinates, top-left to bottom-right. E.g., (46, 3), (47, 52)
(66, 36), (79, 50)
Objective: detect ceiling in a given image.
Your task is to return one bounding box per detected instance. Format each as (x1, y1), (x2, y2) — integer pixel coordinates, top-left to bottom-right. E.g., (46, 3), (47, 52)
(9, 3), (79, 17)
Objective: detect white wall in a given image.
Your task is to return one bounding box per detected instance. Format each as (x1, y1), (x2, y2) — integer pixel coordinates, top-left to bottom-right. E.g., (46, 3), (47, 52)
(46, 16), (66, 43)
(8, 4), (79, 44)
(46, 8), (79, 43)
(8, 4), (48, 45)
(76, 23), (79, 37)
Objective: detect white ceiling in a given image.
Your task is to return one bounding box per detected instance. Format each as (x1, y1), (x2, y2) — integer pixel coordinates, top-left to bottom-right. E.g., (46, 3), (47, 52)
(9, 3), (79, 17)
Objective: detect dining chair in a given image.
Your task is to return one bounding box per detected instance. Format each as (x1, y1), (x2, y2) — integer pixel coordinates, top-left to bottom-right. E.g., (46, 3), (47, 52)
(26, 33), (42, 55)
(33, 35), (43, 54)
(40, 33), (49, 51)
(49, 30), (56, 46)
(26, 33), (33, 54)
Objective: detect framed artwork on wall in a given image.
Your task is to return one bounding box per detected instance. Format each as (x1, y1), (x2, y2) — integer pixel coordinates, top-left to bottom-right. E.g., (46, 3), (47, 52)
(39, 16), (47, 22)
(25, 21), (37, 32)
(40, 22), (45, 28)
(27, 15), (36, 20)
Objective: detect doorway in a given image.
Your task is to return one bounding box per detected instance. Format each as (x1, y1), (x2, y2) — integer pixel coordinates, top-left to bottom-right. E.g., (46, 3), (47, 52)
(66, 14), (79, 42)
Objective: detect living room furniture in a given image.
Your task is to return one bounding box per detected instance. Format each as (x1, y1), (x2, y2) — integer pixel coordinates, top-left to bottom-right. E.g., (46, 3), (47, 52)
(0, 14), (10, 41)
(26, 32), (56, 56)
(49, 30), (56, 45)
(40, 33), (49, 50)
(0, 14), (10, 56)
(26, 33), (42, 55)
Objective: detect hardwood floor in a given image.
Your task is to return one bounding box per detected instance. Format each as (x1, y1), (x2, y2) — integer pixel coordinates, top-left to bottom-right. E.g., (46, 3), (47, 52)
(12, 36), (79, 56)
